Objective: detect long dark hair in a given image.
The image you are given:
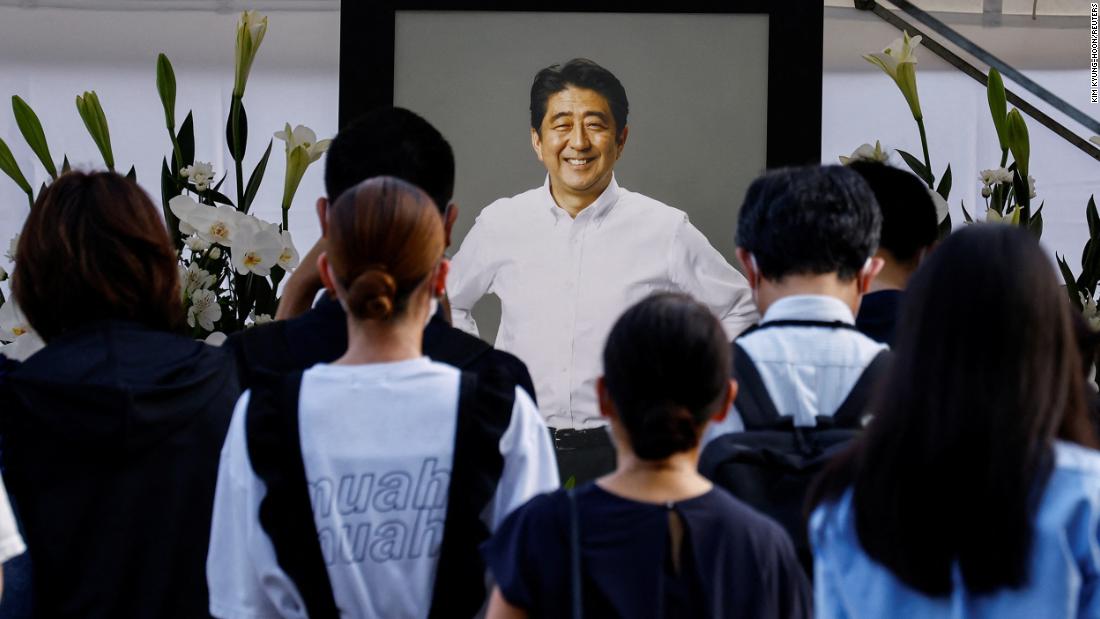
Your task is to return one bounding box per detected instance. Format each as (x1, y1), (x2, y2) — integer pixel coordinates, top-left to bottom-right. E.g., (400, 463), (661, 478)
(810, 224), (1096, 596)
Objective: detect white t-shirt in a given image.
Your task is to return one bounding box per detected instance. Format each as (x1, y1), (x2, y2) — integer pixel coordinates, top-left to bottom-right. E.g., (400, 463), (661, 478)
(0, 476), (25, 564)
(207, 357), (559, 619)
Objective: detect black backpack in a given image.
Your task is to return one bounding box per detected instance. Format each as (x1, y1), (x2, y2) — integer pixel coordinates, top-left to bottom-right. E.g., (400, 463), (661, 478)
(698, 322), (892, 575)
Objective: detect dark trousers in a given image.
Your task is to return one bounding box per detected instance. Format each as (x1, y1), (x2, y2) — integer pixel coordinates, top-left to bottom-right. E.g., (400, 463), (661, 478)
(549, 427), (617, 487)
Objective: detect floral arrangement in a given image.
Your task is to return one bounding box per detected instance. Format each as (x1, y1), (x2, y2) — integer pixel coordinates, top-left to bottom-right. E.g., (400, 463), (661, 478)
(0, 10), (329, 358)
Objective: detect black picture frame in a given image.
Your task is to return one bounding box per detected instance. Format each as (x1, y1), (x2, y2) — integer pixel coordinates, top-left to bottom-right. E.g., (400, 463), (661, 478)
(340, 1), (823, 168)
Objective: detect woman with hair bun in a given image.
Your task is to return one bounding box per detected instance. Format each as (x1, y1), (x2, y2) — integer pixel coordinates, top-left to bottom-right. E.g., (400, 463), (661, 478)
(482, 293), (811, 619)
(207, 176), (559, 619)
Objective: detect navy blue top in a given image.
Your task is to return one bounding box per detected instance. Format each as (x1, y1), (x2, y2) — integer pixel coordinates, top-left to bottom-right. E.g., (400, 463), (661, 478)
(856, 289), (904, 345)
(482, 482), (811, 619)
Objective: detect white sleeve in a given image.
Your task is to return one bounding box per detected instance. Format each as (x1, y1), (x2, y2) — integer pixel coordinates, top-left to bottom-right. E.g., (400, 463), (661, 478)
(0, 476), (25, 564)
(485, 387), (560, 530)
(667, 216), (758, 339)
(207, 392), (308, 619)
(447, 213), (497, 338)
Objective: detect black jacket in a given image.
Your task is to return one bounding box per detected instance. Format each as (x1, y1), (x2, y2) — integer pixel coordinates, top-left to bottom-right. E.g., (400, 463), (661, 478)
(0, 321), (239, 618)
(228, 296), (537, 401)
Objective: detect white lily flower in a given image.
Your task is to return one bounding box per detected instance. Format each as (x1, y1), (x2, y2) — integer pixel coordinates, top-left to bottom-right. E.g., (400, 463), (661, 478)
(233, 10), (268, 98)
(277, 229), (299, 271)
(5, 234), (18, 263)
(0, 328), (43, 361)
(181, 161), (215, 192)
(232, 217), (283, 276)
(180, 262), (216, 295)
(864, 31), (923, 119)
(927, 187), (949, 224)
(838, 141), (889, 165)
(986, 205), (1022, 226)
(274, 124), (332, 163)
(1082, 292), (1100, 331)
(187, 289), (221, 331)
(0, 299), (30, 342)
(203, 331), (228, 347)
(979, 168), (1014, 187)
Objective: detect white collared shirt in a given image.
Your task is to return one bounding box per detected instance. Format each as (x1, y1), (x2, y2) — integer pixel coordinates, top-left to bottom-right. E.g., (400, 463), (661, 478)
(702, 295), (888, 444)
(448, 175), (758, 430)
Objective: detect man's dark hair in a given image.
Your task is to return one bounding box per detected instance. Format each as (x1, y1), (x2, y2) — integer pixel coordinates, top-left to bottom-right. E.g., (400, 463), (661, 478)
(530, 58), (629, 138)
(848, 161), (938, 264)
(735, 165), (881, 281)
(603, 293), (730, 461)
(324, 107), (455, 213)
(809, 224), (1096, 597)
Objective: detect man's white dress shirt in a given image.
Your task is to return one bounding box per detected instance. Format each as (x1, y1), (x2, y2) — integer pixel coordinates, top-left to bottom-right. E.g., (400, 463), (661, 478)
(702, 295), (888, 445)
(449, 175), (757, 430)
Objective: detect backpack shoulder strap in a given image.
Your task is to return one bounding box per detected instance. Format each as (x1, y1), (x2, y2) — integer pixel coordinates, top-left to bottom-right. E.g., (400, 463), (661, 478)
(832, 349), (894, 428)
(246, 371), (339, 619)
(731, 342), (784, 429)
(428, 371), (514, 618)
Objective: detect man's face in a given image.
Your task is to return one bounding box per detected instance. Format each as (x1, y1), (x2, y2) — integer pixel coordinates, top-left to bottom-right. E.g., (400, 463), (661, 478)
(531, 87), (627, 207)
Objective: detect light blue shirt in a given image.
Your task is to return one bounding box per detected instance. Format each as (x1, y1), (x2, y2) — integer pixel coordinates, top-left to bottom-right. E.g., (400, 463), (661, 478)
(703, 295), (887, 443)
(811, 441), (1100, 618)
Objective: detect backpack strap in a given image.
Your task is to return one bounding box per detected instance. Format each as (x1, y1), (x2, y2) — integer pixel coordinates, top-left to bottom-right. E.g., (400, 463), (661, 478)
(427, 371), (514, 618)
(245, 370), (339, 619)
(832, 349), (894, 428)
(730, 343), (784, 429)
(739, 319), (861, 337)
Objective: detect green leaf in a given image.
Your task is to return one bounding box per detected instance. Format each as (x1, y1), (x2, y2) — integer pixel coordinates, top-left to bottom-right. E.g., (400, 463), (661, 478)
(1005, 109), (1030, 178)
(1058, 253), (1083, 310)
(1027, 210), (1043, 239)
(935, 164), (952, 201)
(896, 148), (933, 187)
(563, 476), (576, 490)
(226, 96), (247, 162)
(1011, 169), (1030, 209)
(61, 155), (71, 174)
(126, 165), (137, 182)
(161, 157), (184, 250)
(937, 213), (952, 240)
(75, 91), (115, 170)
(176, 111), (195, 172)
(0, 135), (33, 196)
(987, 68), (1008, 150)
(12, 95), (58, 179)
(252, 276), (277, 317)
(243, 139), (273, 214)
(961, 200), (973, 223)
(207, 189), (235, 207)
(1088, 196), (1098, 238)
(155, 53), (177, 131)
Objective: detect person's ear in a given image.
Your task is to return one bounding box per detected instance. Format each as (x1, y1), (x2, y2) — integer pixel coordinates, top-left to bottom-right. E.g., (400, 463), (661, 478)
(615, 125), (629, 158)
(597, 376), (616, 420)
(860, 257), (887, 294)
(712, 379), (737, 422)
(433, 259), (450, 297)
(318, 252), (336, 295)
(735, 248), (758, 290)
(530, 127), (545, 162)
(316, 197), (329, 237)
(443, 204), (459, 248)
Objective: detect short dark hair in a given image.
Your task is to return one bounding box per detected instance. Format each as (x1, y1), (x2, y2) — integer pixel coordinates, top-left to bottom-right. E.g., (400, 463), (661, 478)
(602, 293), (730, 461)
(848, 161), (938, 263)
(530, 58), (629, 138)
(13, 171), (184, 340)
(736, 165), (881, 281)
(810, 225), (1096, 596)
(324, 107), (455, 213)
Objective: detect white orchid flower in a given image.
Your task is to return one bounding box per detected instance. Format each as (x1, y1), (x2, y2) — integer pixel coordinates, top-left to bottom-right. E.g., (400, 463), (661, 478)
(926, 187), (949, 224)
(864, 31), (923, 119)
(185, 235), (210, 253)
(233, 216), (283, 276)
(0, 328), (43, 361)
(187, 289), (221, 331)
(203, 331), (228, 347)
(979, 168), (1014, 187)
(838, 141), (889, 165)
(1082, 292), (1100, 331)
(233, 10), (268, 98)
(0, 299), (30, 342)
(180, 262), (216, 295)
(5, 234), (18, 263)
(172, 198), (241, 247)
(277, 229), (300, 271)
(181, 161), (215, 192)
(169, 195), (201, 236)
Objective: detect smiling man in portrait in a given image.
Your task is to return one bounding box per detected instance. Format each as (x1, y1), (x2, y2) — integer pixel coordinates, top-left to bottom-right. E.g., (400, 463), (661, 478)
(448, 58), (757, 485)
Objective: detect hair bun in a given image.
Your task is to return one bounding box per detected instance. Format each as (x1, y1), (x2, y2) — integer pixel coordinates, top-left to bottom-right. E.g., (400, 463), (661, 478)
(347, 267), (398, 320)
(630, 403), (699, 461)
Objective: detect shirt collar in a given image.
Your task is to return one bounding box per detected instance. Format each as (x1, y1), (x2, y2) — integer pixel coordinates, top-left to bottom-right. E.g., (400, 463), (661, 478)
(541, 174), (621, 223)
(761, 295), (856, 325)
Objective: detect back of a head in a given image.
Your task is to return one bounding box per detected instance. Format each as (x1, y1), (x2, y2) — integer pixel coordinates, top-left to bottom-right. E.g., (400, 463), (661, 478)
(327, 176), (444, 321)
(848, 161), (938, 265)
(13, 170), (183, 341)
(530, 58), (629, 137)
(602, 293), (730, 460)
(324, 107), (455, 213)
(830, 224), (1093, 596)
(736, 165), (881, 281)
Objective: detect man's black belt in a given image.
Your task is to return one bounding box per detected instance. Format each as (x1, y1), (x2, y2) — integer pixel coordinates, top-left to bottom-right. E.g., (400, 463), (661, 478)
(548, 427), (611, 450)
